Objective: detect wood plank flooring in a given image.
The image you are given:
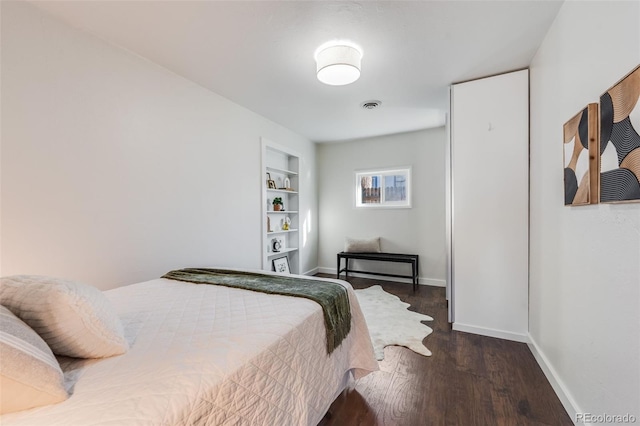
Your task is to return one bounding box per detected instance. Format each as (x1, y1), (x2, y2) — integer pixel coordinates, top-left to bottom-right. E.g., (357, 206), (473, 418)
(317, 274), (573, 426)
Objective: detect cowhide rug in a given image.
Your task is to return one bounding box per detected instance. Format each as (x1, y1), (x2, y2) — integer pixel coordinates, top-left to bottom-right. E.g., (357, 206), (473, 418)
(355, 285), (433, 361)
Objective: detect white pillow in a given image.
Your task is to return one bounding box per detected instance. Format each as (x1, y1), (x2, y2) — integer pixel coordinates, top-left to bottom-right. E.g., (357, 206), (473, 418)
(0, 275), (128, 358)
(0, 305), (68, 413)
(344, 237), (382, 253)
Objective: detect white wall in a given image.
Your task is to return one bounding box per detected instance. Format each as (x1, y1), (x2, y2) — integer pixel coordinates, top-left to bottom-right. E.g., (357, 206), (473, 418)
(0, 1), (318, 290)
(317, 128), (446, 286)
(451, 70), (529, 342)
(529, 0), (639, 421)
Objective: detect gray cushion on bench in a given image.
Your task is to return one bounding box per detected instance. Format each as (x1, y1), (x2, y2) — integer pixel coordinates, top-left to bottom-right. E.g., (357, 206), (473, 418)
(344, 237), (381, 253)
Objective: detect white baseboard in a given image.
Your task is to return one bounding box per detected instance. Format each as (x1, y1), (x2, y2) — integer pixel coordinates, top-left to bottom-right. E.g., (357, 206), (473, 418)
(316, 267), (446, 287)
(316, 267), (336, 276)
(528, 334), (581, 425)
(421, 278), (446, 287)
(303, 267), (319, 276)
(452, 322), (529, 343)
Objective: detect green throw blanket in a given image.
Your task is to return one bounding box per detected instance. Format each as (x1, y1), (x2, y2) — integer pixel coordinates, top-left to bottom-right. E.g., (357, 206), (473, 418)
(162, 268), (351, 354)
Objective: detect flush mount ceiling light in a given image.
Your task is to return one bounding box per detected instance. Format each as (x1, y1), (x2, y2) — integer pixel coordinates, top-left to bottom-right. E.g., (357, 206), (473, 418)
(315, 42), (363, 86)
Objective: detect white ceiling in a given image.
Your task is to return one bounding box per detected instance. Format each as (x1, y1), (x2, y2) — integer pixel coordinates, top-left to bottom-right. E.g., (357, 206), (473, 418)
(31, 0), (563, 142)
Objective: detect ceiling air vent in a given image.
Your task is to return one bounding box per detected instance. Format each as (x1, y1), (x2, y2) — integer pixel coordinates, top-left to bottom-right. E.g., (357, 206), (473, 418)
(361, 100), (382, 110)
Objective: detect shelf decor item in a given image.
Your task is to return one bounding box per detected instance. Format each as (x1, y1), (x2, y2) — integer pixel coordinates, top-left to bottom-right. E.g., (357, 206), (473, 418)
(271, 238), (282, 252)
(272, 197), (283, 211)
(266, 173), (277, 189)
(281, 177), (292, 190)
(282, 217), (291, 230)
(272, 256), (290, 274)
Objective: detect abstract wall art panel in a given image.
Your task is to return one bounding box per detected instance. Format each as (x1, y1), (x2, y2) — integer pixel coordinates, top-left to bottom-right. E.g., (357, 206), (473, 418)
(600, 64), (640, 203)
(563, 103), (599, 206)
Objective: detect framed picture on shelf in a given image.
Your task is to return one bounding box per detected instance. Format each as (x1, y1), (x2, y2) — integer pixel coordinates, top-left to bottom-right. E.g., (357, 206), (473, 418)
(272, 256), (290, 274)
(266, 173), (277, 189)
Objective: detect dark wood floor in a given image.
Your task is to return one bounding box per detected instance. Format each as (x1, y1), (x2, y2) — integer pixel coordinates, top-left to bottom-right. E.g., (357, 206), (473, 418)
(317, 274), (573, 426)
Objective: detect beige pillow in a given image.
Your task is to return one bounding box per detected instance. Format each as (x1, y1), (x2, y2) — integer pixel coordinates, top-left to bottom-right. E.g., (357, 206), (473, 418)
(0, 305), (68, 413)
(0, 275), (128, 358)
(344, 237), (381, 253)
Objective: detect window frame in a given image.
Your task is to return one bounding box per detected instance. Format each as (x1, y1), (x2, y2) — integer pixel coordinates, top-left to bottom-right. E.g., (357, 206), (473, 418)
(354, 166), (412, 209)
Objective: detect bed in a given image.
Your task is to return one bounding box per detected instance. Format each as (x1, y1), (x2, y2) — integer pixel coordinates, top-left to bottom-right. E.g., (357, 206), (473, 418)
(0, 270), (378, 425)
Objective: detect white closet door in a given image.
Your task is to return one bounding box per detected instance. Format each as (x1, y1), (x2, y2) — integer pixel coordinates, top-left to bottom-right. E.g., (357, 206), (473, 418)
(451, 69), (529, 341)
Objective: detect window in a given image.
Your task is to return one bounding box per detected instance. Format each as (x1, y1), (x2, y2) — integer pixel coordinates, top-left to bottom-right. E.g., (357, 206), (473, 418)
(355, 167), (411, 208)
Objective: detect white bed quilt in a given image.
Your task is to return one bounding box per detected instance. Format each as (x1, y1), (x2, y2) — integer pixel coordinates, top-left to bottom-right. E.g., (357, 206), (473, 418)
(2, 275), (378, 425)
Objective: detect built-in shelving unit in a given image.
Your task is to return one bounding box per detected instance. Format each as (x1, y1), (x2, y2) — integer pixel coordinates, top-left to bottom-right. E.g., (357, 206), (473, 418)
(261, 138), (301, 274)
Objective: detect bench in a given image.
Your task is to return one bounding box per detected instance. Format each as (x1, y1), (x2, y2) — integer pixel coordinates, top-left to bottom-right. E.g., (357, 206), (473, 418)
(336, 252), (419, 291)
